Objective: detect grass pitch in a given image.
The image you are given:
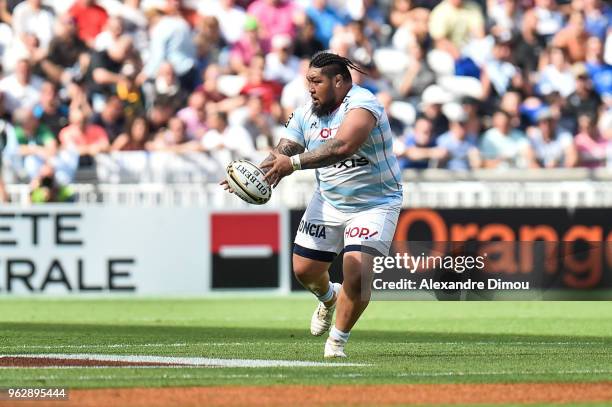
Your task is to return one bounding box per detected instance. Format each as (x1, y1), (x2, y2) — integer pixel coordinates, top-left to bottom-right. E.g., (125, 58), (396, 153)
(0, 298), (611, 389)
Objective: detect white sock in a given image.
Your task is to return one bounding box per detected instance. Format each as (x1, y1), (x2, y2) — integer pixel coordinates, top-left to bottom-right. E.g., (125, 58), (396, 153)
(316, 283), (334, 303)
(329, 326), (350, 343)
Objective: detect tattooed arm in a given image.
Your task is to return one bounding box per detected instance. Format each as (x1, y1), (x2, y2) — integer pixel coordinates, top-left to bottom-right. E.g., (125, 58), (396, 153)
(261, 108), (375, 187)
(259, 138), (305, 174)
(299, 108), (375, 169)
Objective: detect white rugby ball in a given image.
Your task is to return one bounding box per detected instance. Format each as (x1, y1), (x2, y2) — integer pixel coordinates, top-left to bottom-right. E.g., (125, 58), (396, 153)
(226, 160), (272, 205)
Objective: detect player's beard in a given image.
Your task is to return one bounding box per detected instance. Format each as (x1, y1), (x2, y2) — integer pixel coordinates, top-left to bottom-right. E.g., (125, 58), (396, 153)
(311, 96), (337, 117)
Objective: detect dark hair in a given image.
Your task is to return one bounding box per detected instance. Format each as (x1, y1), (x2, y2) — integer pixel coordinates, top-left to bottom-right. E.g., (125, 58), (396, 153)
(309, 52), (367, 81)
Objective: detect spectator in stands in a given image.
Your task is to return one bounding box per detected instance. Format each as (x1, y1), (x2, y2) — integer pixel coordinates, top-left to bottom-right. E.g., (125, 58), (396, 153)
(584, 36), (612, 99)
(293, 16), (324, 59)
(242, 94), (275, 151)
(481, 34), (520, 100)
(552, 11), (589, 63)
(192, 16), (225, 75)
(115, 62), (145, 121)
(346, 19), (375, 68)
(0, 58), (43, 114)
(111, 115), (150, 152)
(201, 108), (255, 160)
(562, 63), (602, 133)
(148, 116), (196, 152)
(5, 107), (57, 180)
(194, 64), (221, 102)
(460, 97), (482, 135)
(398, 40), (436, 100)
(480, 110), (530, 168)
(198, 0), (246, 45)
(306, 0), (347, 47)
(513, 8), (543, 75)
(389, 0), (412, 30)
(68, 0), (109, 48)
(398, 116), (446, 169)
(12, 0), (55, 49)
(436, 104), (481, 170)
(94, 15), (125, 51)
(229, 16), (269, 75)
(524, 0), (564, 44)
(419, 85), (450, 138)
(247, 0), (301, 43)
(84, 35), (134, 110)
(59, 106), (109, 163)
(528, 108), (577, 168)
(538, 47), (577, 98)
(140, 5), (197, 91)
(428, 0), (485, 60)
(240, 56), (283, 119)
(33, 81), (68, 137)
(142, 61), (188, 112)
(574, 113), (609, 168)
(487, 0), (522, 37)
(177, 90), (208, 141)
(40, 14), (87, 85)
(581, 0), (611, 40)
(500, 90), (524, 129)
(92, 95), (126, 144)
(30, 163), (73, 203)
(264, 34), (300, 85)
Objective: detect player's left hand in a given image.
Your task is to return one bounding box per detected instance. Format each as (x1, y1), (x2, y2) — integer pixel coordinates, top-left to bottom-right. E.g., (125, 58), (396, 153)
(261, 152), (293, 188)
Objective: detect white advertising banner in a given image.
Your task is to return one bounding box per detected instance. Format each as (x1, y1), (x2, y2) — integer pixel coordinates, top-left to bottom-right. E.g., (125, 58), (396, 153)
(0, 206), (209, 295)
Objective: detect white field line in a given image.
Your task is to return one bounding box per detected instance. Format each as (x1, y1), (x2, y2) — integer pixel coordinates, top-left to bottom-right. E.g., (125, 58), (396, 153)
(4, 369), (612, 379)
(0, 354), (367, 368)
(0, 341), (607, 351)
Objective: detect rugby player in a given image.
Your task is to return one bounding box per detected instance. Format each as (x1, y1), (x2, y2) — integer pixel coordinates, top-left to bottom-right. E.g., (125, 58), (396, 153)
(225, 52), (403, 357)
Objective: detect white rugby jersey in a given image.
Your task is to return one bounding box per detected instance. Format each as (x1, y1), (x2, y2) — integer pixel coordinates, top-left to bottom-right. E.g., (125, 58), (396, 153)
(284, 84), (403, 212)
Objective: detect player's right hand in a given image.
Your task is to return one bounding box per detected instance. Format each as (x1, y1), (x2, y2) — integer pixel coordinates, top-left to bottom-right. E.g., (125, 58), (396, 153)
(219, 179), (234, 193)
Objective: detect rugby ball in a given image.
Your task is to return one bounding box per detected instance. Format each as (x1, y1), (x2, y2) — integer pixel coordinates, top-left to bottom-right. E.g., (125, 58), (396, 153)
(226, 160), (272, 205)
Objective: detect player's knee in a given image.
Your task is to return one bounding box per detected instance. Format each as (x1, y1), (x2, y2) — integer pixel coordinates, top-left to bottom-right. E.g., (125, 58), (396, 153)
(292, 254), (327, 282)
(342, 251), (371, 299)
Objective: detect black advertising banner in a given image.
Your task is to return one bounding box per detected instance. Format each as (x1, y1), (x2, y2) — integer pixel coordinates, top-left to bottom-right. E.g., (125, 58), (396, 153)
(289, 208), (612, 297)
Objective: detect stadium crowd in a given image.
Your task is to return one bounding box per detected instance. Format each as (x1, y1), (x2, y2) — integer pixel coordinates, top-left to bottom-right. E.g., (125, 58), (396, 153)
(0, 0), (610, 202)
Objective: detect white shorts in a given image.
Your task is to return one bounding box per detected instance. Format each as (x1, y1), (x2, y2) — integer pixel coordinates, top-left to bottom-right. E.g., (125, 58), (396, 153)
(294, 192), (400, 262)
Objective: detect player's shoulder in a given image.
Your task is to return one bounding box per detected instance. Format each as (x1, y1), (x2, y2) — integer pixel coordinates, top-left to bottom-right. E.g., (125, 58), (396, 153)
(284, 104), (316, 132)
(345, 85), (379, 105)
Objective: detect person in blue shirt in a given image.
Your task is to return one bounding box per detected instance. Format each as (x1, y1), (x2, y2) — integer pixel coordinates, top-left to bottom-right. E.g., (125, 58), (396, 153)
(305, 0), (348, 47)
(436, 106), (480, 170)
(398, 116), (446, 169)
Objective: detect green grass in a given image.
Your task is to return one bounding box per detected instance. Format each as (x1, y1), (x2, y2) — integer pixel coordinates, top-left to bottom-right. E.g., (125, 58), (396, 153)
(0, 299), (610, 389)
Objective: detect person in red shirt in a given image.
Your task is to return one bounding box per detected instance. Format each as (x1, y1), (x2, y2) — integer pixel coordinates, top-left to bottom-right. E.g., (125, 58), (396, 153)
(240, 56), (283, 119)
(68, 0), (108, 47)
(59, 107), (109, 158)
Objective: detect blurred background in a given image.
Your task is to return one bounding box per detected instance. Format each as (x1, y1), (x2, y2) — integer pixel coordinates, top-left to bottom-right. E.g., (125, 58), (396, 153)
(0, 0), (610, 296)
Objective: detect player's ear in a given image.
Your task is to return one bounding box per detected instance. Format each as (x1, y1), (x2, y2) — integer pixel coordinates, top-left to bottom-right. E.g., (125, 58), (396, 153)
(335, 74), (342, 88)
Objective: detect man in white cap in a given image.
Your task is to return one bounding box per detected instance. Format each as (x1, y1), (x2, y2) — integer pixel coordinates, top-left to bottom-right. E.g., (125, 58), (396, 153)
(419, 85), (451, 138)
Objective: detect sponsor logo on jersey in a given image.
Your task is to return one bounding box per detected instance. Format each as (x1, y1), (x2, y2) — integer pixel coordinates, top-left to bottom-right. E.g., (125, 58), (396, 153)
(332, 156), (370, 169)
(298, 220), (327, 239)
(320, 128), (332, 139)
(344, 227), (379, 240)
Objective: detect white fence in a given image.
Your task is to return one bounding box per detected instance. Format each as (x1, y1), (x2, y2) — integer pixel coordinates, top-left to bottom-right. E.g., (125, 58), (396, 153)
(6, 169), (612, 208)
(4, 152), (612, 208)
